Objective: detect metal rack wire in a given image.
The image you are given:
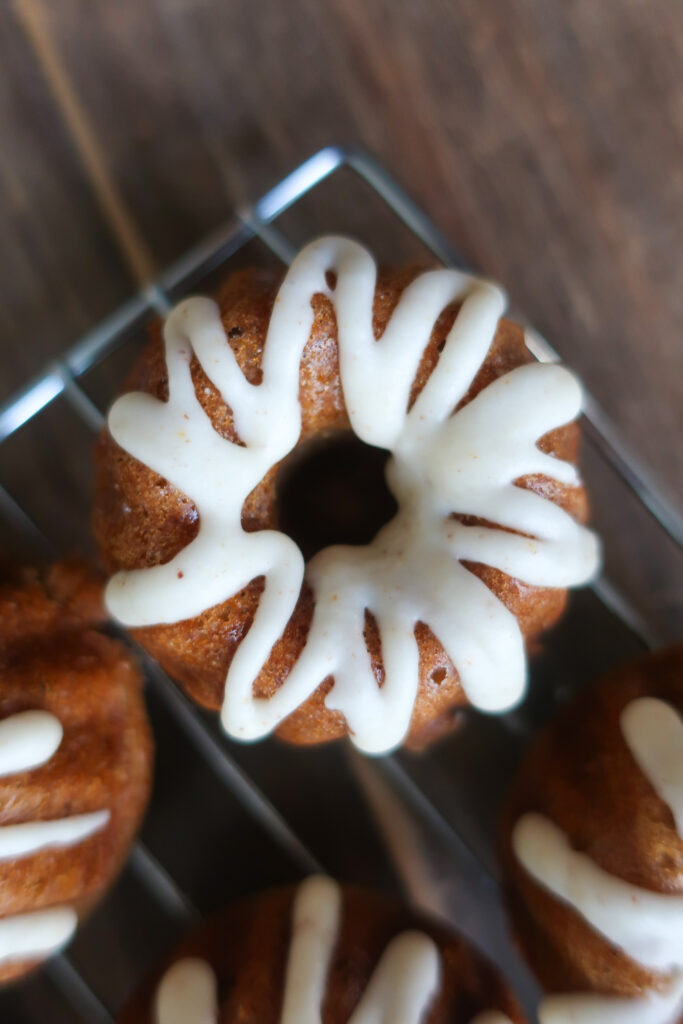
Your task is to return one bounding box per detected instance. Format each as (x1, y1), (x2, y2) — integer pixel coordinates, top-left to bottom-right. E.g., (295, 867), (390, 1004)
(0, 147), (681, 1023)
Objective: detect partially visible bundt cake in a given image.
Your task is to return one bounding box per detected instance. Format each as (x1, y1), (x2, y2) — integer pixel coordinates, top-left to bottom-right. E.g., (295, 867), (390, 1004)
(117, 875), (526, 1023)
(501, 646), (683, 1023)
(94, 236), (599, 753)
(0, 559), (153, 983)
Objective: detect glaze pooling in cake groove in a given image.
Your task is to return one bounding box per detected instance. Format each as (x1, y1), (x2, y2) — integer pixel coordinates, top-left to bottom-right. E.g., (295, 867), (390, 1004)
(154, 876), (513, 1024)
(0, 710), (110, 966)
(513, 697), (683, 1023)
(106, 236), (599, 753)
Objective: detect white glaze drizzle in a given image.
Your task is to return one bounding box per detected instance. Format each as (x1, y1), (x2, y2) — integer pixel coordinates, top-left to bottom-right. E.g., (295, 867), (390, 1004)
(281, 875), (440, 1024)
(154, 876), (512, 1024)
(513, 814), (683, 970)
(515, 697), (683, 1022)
(0, 907), (78, 966)
(154, 957), (218, 1024)
(0, 810), (110, 862)
(0, 710), (62, 777)
(539, 973), (683, 1024)
(106, 236), (599, 753)
(342, 930), (440, 1024)
(0, 711), (110, 966)
(621, 698), (683, 836)
(280, 875), (342, 1024)
(470, 1015), (514, 1024)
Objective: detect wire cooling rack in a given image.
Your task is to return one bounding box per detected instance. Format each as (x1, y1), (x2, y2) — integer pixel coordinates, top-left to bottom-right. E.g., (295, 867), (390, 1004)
(0, 147), (681, 1023)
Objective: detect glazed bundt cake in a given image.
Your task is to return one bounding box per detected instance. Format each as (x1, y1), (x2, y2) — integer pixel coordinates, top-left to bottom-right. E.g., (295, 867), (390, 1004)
(94, 236), (600, 753)
(0, 559), (153, 983)
(118, 874), (526, 1023)
(501, 646), (683, 1023)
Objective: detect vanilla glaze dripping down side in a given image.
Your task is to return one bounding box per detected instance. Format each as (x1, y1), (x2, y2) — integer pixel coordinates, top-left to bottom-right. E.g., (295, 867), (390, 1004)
(280, 876), (440, 1024)
(279, 876), (342, 1024)
(106, 236), (600, 753)
(514, 697), (683, 1023)
(0, 710), (110, 966)
(621, 698), (683, 836)
(154, 876), (512, 1024)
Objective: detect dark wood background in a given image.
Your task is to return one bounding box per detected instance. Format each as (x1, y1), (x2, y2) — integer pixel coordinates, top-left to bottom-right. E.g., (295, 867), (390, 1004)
(1, 0), (681, 506)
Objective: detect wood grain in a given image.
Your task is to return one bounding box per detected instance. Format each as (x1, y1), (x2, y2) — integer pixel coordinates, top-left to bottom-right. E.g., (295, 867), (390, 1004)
(1, 0), (682, 506)
(0, 3), (133, 397)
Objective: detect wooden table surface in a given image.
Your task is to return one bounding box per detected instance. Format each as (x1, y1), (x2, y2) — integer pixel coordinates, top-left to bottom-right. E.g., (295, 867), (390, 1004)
(1, 0), (681, 510)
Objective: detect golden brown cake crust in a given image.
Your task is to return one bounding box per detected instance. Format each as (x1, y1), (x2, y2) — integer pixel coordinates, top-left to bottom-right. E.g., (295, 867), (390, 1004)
(94, 264), (589, 747)
(0, 559), (153, 984)
(117, 882), (527, 1023)
(500, 645), (683, 1001)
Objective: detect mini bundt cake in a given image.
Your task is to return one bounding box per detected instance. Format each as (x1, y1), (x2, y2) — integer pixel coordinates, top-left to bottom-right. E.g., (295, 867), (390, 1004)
(117, 874), (526, 1023)
(94, 236), (600, 753)
(501, 645), (683, 1023)
(0, 559), (153, 983)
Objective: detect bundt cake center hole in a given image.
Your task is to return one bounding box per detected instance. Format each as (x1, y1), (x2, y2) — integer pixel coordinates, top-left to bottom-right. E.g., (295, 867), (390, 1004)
(277, 433), (398, 560)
